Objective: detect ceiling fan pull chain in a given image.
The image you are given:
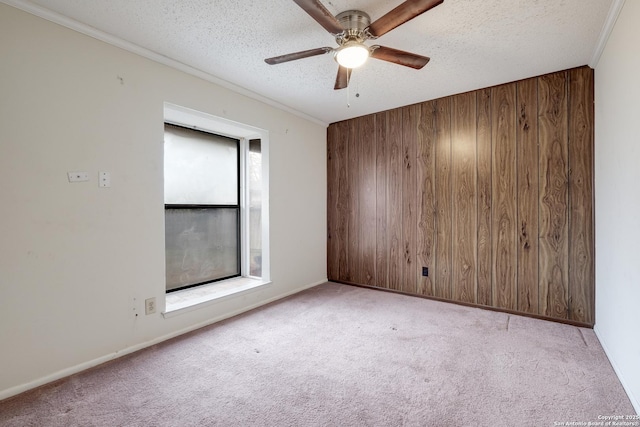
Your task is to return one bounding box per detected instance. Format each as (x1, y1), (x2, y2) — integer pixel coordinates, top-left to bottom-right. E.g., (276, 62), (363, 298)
(347, 69), (351, 108)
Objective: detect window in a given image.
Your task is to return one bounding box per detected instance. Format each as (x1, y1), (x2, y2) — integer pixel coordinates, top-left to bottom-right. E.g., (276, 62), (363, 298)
(248, 139), (262, 277)
(164, 124), (240, 292)
(162, 103), (269, 297)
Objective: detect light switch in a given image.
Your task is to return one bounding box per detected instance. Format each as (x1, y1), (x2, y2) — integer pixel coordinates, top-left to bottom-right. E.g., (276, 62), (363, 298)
(99, 171), (111, 188)
(67, 172), (89, 182)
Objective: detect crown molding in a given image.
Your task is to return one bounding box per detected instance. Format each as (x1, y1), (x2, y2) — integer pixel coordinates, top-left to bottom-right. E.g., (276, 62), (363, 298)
(0, 0), (328, 127)
(589, 0), (626, 68)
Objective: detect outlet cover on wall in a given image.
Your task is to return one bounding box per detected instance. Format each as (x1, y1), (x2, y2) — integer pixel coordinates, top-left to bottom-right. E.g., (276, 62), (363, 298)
(99, 171), (111, 188)
(67, 171), (89, 182)
(145, 297), (156, 315)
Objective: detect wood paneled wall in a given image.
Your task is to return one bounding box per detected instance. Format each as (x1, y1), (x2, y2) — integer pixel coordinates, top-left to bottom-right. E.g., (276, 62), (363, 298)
(327, 66), (594, 325)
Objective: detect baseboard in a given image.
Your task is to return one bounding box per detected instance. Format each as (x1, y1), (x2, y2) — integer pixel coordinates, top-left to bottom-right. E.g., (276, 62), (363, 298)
(336, 280), (593, 328)
(594, 324), (639, 414)
(0, 278), (327, 402)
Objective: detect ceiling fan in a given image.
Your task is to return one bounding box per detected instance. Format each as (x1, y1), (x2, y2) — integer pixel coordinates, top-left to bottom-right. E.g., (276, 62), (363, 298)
(264, 0), (444, 90)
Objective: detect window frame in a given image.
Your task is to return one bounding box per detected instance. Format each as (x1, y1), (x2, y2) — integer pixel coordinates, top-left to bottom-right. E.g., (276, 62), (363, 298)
(163, 102), (270, 299)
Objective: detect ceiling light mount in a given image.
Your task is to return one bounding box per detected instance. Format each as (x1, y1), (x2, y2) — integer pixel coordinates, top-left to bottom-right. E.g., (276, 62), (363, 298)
(335, 10), (371, 44)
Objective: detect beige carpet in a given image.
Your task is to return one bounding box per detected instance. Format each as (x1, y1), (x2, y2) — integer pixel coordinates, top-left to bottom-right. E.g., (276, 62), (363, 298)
(0, 282), (634, 426)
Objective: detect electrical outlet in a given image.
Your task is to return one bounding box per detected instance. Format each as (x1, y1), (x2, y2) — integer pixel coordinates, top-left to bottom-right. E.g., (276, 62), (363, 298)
(145, 297), (156, 315)
(422, 267), (429, 277)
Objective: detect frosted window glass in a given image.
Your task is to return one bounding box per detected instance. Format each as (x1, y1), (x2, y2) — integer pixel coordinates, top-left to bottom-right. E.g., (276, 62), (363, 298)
(249, 140), (262, 277)
(164, 124), (238, 205)
(165, 208), (239, 291)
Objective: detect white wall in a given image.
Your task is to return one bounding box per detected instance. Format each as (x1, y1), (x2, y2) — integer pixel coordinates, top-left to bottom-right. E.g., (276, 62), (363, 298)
(0, 4), (327, 398)
(594, 0), (640, 413)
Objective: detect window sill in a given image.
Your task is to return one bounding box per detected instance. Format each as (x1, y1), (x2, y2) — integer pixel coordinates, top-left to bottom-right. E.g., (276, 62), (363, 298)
(162, 277), (271, 318)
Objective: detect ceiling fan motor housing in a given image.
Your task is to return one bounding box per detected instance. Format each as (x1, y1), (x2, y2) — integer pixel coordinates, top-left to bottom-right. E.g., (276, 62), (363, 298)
(335, 10), (371, 45)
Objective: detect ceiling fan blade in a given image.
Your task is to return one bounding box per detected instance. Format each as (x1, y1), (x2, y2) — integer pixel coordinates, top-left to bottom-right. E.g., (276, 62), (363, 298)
(265, 47), (332, 65)
(366, 0), (443, 38)
(334, 66), (351, 90)
(370, 46), (430, 69)
(292, 0), (345, 35)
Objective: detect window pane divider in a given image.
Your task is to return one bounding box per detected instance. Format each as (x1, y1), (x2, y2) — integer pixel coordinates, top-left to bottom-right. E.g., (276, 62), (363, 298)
(165, 204), (239, 209)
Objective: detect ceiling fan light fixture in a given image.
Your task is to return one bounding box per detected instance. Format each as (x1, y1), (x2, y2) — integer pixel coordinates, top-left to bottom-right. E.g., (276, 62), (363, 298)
(335, 42), (369, 69)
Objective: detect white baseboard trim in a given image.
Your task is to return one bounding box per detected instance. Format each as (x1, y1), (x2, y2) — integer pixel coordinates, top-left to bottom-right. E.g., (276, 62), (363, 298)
(0, 279), (327, 401)
(594, 324), (639, 414)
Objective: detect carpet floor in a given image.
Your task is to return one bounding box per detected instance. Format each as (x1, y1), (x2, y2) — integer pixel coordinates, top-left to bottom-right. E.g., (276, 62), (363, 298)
(0, 282), (634, 426)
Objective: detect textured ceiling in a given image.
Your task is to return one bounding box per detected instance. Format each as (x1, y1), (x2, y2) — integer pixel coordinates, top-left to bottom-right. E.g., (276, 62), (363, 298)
(14, 0), (613, 124)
